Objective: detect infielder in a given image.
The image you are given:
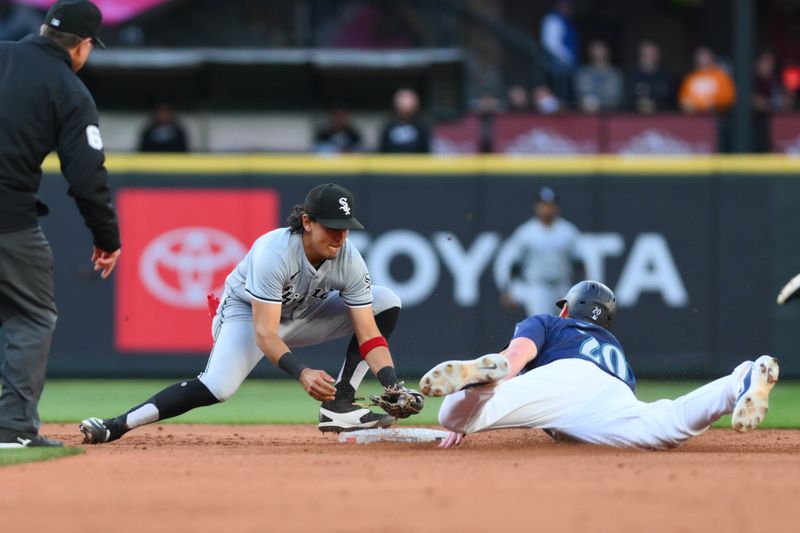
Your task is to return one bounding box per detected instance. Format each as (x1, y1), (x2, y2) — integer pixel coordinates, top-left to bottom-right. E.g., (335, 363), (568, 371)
(496, 187), (583, 316)
(81, 183), (423, 443)
(421, 280), (778, 450)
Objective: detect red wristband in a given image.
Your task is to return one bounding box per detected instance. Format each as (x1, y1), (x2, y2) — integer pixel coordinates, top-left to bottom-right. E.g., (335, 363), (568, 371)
(359, 336), (388, 359)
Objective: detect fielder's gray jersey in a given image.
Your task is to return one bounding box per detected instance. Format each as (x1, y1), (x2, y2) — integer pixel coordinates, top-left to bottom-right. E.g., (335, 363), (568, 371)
(498, 218), (580, 286)
(223, 227), (372, 319)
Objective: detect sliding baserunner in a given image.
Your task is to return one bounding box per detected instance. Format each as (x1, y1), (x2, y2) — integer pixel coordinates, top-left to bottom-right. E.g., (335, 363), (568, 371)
(421, 280), (777, 450)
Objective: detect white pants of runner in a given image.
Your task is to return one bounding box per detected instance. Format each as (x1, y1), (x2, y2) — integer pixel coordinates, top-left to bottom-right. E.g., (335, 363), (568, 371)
(438, 359), (749, 450)
(198, 286), (400, 401)
(510, 280), (570, 316)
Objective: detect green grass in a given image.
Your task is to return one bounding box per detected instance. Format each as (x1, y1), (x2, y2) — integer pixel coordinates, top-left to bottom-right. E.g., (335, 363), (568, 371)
(38, 379), (800, 429)
(0, 447), (82, 467)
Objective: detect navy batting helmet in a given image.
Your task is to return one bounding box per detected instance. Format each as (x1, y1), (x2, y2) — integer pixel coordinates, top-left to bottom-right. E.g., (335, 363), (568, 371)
(556, 280), (617, 329)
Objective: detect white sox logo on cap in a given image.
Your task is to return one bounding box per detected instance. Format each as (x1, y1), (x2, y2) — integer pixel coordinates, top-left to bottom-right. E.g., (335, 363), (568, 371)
(339, 197), (351, 215)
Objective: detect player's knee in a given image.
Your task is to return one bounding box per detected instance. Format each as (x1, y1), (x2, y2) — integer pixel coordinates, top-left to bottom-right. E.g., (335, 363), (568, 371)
(197, 375), (235, 403)
(371, 286), (401, 313)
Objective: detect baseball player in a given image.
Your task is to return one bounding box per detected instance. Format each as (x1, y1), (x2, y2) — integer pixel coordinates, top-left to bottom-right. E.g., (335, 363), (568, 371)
(80, 184), (423, 444)
(421, 280), (778, 450)
(496, 187), (583, 317)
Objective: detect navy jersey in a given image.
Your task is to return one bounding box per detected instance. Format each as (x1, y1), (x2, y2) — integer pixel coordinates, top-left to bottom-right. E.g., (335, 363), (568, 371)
(513, 314), (636, 392)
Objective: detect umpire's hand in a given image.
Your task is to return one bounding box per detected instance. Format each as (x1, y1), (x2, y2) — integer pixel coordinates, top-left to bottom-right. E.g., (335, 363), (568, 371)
(92, 246), (121, 279)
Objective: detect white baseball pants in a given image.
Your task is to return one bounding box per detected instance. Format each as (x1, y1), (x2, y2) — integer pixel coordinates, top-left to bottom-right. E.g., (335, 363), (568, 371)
(438, 358), (749, 450)
(198, 286), (400, 401)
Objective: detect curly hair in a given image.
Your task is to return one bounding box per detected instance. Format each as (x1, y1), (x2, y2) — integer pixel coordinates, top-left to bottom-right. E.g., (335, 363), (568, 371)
(287, 204), (315, 233)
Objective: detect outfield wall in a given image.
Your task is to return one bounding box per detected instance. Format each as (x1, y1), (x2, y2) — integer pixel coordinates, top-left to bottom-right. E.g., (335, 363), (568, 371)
(10, 155), (800, 379)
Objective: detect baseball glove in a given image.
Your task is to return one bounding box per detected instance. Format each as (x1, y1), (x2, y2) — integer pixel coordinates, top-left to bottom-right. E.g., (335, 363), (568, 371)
(370, 383), (425, 418)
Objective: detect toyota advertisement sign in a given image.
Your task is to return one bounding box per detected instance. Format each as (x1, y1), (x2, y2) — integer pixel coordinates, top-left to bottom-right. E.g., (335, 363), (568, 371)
(115, 189), (279, 352)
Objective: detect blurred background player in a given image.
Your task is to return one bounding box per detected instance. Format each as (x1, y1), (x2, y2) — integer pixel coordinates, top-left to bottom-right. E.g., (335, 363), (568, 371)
(421, 281), (779, 450)
(0, 0), (120, 449)
(79, 183), (423, 444)
(496, 186), (583, 317)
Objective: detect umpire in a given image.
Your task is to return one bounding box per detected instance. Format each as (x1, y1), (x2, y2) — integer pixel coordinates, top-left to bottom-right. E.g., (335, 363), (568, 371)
(0, 0), (120, 448)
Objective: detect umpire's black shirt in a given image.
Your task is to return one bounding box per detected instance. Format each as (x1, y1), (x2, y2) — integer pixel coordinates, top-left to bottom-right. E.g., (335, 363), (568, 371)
(0, 34), (120, 252)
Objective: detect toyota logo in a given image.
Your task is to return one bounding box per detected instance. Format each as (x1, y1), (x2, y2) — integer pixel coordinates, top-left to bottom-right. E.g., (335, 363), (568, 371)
(139, 227), (246, 309)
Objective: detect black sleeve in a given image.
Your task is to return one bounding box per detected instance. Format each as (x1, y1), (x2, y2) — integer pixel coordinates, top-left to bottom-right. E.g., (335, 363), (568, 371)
(56, 89), (120, 252)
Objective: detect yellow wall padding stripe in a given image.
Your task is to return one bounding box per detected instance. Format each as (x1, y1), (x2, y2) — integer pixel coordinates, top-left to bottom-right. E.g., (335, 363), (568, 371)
(41, 154), (800, 176)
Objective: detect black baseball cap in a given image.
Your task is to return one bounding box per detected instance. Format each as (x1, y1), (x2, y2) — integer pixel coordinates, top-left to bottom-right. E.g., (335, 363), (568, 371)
(303, 184), (365, 230)
(45, 0), (106, 48)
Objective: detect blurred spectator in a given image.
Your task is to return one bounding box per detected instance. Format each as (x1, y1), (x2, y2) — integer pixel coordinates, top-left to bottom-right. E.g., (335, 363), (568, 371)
(313, 104), (362, 154)
(321, 1), (431, 49)
(0, 0), (39, 41)
(540, 0), (579, 104)
(476, 90), (501, 153)
(532, 85), (561, 114)
(496, 187), (584, 317)
(753, 51), (787, 113)
(507, 84), (531, 113)
(139, 103), (189, 153)
(629, 40), (673, 113)
(678, 47), (736, 113)
(379, 88), (430, 153)
(782, 64), (800, 110)
(574, 40), (624, 112)
(752, 51), (787, 153)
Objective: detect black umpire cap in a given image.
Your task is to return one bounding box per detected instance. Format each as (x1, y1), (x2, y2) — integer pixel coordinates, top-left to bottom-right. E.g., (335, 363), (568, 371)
(303, 183), (365, 230)
(45, 0), (106, 48)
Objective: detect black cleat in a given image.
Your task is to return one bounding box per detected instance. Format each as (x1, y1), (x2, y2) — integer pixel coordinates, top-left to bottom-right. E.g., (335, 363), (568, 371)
(318, 399), (396, 434)
(79, 417), (128, 444)
(0, 432), (63, 449)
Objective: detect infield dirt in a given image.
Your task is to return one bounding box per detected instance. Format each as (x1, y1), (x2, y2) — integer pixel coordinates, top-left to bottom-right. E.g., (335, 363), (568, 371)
(1, 424), (799, 533)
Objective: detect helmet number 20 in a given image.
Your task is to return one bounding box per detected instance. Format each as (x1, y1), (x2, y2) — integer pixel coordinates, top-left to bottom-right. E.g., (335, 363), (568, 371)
(579, 335), (630, 382)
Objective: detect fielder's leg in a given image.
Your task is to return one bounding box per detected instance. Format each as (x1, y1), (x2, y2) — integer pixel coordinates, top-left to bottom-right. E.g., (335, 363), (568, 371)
(0, 227), (61, 448)
(80, 306), (262, 444)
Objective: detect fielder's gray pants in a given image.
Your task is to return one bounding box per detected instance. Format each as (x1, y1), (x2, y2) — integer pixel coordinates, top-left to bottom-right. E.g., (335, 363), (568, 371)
(0, 225), (58, 434)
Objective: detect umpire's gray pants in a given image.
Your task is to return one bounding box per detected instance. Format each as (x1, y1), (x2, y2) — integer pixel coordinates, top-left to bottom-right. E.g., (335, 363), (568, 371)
(0, 226), (58, 434)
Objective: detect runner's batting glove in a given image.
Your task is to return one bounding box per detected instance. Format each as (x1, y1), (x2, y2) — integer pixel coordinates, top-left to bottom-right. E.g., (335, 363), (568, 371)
(370, 383), (425, 418)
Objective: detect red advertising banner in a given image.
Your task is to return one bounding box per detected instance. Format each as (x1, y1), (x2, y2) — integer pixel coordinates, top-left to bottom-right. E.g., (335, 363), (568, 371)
(432, 115), (481, 154)
(771, 114), (800, 154)
(115, 189), (279, 352)
(492, 114), (601, 154)
(606, 114), (716, 154)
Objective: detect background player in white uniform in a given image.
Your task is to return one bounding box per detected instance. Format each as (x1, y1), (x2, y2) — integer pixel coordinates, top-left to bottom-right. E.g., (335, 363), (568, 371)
(496, 186), (583, 316)
(421, 281), (779, 450)
(80, 183), (423, 443)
